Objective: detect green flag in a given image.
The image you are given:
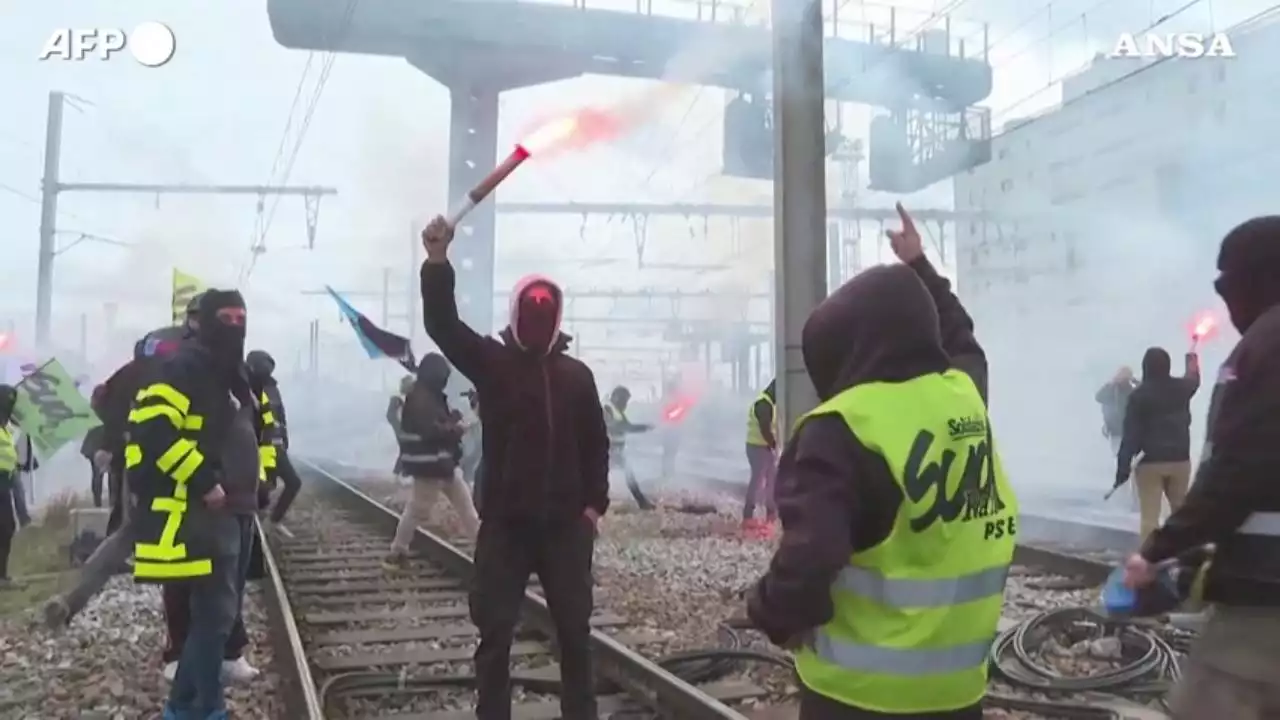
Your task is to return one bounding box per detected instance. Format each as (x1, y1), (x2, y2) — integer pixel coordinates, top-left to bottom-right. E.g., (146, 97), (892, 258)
(11, 358), (101, 458)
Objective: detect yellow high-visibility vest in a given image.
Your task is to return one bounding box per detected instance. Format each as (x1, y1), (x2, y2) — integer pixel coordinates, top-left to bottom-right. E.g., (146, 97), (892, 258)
(0, 426), (16, 473)
(745, 392), (776, 447)
(792, 369), (1018, 714)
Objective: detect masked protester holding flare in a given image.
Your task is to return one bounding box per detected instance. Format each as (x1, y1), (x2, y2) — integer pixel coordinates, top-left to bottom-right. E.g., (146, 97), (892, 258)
(748, 203), (1018, 720)
(127, 289), (261, 720)
(420, 215), (609, 720)
(1123, 216), (1280, 719)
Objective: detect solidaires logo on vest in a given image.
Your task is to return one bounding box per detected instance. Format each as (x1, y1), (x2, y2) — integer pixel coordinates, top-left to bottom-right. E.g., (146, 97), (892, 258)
(903, 416), (1012, 539)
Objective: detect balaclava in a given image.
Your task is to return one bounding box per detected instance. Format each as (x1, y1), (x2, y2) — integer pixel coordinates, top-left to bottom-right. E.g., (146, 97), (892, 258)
(508, 275), (563, 355)
(195, 289), (247, 377)
(246, 349), (276, 381)
(1216, 216), (1280, 333)
(0, 384), (15, 425)
(416, 353), (451, 392)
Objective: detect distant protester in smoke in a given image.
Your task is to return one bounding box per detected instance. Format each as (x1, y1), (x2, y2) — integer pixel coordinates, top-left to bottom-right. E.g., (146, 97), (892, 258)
(1115, 346), (1200, 541)
(1096, 366), (1137, 454)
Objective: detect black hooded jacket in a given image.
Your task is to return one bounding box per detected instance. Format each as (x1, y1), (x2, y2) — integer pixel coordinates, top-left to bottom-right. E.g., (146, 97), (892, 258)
(1116, 347), (1200, 471)
(748, 257), (989, 647)
(1139, 217), (1280, 605)
(420, 261), (610, 521)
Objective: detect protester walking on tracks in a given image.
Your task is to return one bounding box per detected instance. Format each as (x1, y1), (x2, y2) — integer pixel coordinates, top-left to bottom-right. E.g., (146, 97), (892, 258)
(743, 379), (779, 537)
(421, 215), (609, 720)
(383, 352), (479, 570)
(1096, 366), (1137, 455)
(247, 350), (302, 524)
(0, 385), (21, 589)
(603, 385), (655, 510)
(1124, 216), (1280, 719)
(1112, 345), (1200, 542)
(749, 203), (1018, 720)
(128, 289), (260, 720)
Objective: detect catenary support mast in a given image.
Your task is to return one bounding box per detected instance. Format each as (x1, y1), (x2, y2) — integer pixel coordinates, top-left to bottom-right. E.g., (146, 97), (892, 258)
(35, 90), (336, 346)
(770, 0), (828, 437)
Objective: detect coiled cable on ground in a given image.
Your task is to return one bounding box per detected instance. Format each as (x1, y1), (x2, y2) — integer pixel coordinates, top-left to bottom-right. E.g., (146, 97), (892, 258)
(989, 606), (1193, 717)
(317, 606), (1192, 717)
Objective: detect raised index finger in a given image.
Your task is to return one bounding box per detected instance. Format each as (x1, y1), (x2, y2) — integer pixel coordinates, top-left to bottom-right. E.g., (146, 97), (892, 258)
(895, 202), (917, 233)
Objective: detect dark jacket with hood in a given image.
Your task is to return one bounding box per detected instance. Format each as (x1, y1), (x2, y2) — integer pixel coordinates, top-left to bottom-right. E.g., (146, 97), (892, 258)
(420, 261), (610, 521)
(1116, 348), (1200, 472)
(398, 355), (464, 478)
(748, 257), (989, 650)
(97, 324), (190, 478)
(260, 379), (288, 449)
(1141, 216), (1280, 605)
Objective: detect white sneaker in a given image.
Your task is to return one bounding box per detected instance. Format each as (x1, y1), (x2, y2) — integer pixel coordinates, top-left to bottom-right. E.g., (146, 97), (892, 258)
(163, 661), (178, 682)
(221, 656), (260, 683)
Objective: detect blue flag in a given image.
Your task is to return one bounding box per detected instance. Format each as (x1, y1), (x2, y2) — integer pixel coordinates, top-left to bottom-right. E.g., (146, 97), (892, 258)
(325, 286), (417, 372)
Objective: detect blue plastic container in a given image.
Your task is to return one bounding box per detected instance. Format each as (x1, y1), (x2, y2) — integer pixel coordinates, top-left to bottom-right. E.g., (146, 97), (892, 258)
(1102, 567), (1137, 615)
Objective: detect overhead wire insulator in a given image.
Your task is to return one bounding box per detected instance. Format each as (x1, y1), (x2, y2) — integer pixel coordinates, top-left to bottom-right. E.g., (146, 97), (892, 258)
(630, 213), (649, 268)
(304, 193), (321, 249)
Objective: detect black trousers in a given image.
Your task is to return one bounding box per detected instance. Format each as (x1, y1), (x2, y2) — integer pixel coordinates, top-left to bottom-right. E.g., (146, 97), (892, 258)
(471, 516), (596, 720)
(106, 471), (125, 536)
(90, 460), (105, 508)
(0, 482), (15, 579)
(799, 686), (982, 720)
(268, 450), (302, 524)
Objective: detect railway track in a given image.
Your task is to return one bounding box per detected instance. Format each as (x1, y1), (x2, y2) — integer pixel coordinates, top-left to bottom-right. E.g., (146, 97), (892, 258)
(263, 461), (771, 720)
(258, 458), (1174, 720)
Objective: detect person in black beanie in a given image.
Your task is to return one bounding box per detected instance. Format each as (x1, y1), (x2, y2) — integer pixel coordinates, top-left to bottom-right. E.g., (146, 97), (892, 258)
(1124, 215), (1280, 719)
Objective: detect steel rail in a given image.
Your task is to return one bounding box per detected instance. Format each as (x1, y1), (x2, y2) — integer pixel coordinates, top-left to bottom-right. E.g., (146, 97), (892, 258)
(298, 458), (749, 720)
(256, 516), (327, 719)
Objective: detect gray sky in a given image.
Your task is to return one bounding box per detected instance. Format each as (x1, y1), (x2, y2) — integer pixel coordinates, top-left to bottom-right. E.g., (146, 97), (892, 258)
(1, 0), (1260, 377)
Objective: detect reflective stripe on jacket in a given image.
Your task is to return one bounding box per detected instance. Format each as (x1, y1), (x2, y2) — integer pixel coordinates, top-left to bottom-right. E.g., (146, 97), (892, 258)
(0, 426), (16, 473)
(745, 392), (776, 446)
(258, 390), (278, 483)
(126, 380), (213, 581)
(792, 369), (1019, 714)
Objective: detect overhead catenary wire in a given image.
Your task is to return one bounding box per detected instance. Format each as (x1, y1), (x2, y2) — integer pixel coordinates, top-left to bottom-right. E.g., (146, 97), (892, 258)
(240, 0), (363, 284)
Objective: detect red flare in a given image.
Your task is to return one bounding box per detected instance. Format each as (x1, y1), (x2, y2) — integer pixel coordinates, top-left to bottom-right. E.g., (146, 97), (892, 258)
(1189, 311), (1219, 342)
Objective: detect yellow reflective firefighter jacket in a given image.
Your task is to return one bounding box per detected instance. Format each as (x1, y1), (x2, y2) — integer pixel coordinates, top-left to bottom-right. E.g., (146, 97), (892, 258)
(126, 352), (274, 582)
(257, 389), (278, 484)
(792, 370), (1018, 714)
(745, 391), (777, 447)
